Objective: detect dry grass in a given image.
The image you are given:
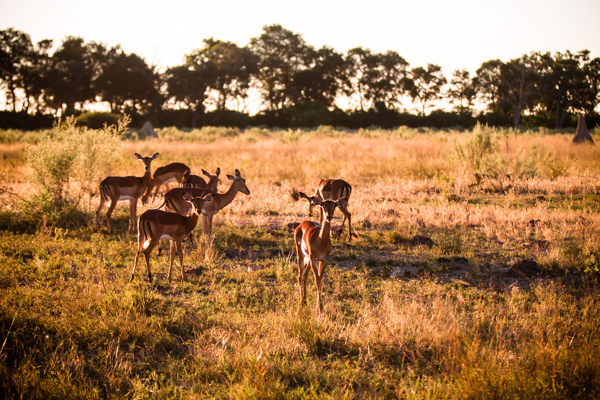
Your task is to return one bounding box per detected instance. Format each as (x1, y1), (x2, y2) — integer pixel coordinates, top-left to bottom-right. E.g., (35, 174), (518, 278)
(0, 127), (599, 398)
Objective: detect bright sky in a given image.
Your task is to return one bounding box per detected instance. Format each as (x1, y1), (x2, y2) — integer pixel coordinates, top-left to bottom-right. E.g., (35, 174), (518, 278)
(2, 0), (599, 75)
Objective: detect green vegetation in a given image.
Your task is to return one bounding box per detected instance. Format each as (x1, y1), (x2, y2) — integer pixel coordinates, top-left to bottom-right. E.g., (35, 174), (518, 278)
(0, 126), (599, 398)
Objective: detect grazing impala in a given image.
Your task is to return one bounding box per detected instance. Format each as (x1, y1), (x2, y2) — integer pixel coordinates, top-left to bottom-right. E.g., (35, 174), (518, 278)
(181, 167), (220, 191)
(306, 178), (353, 240)
(95, 152), (159, 233)
(131, 192), (214, 283)
(159, 169), (250, 247)
(295, 193), (348, 313)
(147, 162), (191, 201)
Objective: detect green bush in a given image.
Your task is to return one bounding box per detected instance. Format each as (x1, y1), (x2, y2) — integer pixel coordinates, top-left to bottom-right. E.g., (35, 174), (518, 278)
(453, 123), (507, 178)
(23, 116), (127, 225)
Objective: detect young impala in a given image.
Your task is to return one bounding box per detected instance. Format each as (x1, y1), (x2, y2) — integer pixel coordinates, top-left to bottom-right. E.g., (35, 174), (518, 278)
(131, 192), (214, 283)
(305, 178), (353, 240)
(295, 193), (348, 313)
(95, 152), (159, 233)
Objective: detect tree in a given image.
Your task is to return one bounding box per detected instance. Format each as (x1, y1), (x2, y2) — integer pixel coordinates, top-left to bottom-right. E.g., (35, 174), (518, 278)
(498, 53), (542, 127)
(185, 38), (257, 112)
(44, 37), (105, 115)
(94, 48), (162, 114)
(291, 46), (347, 107)
(474, 60), (504, 113)
(345, 48), (411, 111)
(249, 24), (312, 110)
(410, 64), (447, 114)
(0, 28), (35, 112)
(164, 64), (216, 128)
(447, 69), (476, 113)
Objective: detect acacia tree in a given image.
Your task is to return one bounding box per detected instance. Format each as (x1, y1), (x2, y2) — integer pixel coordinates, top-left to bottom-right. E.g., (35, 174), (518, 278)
(249, 24), (312, 110)
(185, 38), (257, 112)
(410, 64), (447, 114)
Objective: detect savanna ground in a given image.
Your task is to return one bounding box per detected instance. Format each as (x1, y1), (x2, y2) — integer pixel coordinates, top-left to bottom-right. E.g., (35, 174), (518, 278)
(1, 124), (600, 399)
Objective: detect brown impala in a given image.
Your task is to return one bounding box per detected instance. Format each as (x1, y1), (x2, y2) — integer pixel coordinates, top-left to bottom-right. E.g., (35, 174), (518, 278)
(295, 193), (348, 313)
(95, 152), (159, 233)
(131, 192), (214, 283)
(306, 178), (353, 240)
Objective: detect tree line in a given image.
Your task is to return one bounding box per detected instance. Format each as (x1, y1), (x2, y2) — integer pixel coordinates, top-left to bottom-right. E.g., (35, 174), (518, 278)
(1, 25), (599, 130)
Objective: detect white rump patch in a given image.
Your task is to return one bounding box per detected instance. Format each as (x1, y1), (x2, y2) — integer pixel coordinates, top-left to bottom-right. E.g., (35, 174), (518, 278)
(120, 195), (134, 200)
(142, 239), (150, 249)
(160, 234), (175, 240)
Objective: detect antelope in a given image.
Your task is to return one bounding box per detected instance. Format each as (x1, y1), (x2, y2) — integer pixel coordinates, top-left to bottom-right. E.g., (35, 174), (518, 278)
(147, 162), (191, 202)
(95, 152), (159, 233)
(181, 167), (220, 191)
(159, 169), (250, 247)
(131, 192), (214, 283)
(295, 193), (348, 313)
(306, 178), (353, 240)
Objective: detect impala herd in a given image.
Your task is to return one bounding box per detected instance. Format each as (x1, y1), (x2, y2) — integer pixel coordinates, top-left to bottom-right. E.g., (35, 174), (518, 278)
(95, 153), (353, 312)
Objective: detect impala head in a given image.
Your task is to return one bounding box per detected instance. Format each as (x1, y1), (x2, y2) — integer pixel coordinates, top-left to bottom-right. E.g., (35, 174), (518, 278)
(182, 192), (214, 215)
(202, 167), (220, 180)
(227, 169), (250, 195)
(301, 192), (347, 223)
(135, 152), (159, 172)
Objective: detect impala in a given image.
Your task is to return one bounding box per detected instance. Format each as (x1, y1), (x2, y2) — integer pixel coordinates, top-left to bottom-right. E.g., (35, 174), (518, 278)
(131, 192), (214, 283)
(295, 193), (348, 312)
(181, 167), (220, 191)
(306, 178), (353, 240)
(147, 162), (191, 201)
(159, 169), (250, 247)
(95, 152), (159, 233)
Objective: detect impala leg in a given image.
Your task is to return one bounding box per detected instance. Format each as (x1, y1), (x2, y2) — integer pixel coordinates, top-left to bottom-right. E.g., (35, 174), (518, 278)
(105, 200), (117, 231)
(142, 238), (160, 283)
(316, 260), (327, 312)
(310, 257), (323, 313)
(131, 245), (143, 282)
(203, 214), (214, 248)
(338, 206), (352, 240)
(168, 240), (176, 283)
(176, 239), (185, 282)
(95, 196), (106, 229)
(129, 199), (138, 233)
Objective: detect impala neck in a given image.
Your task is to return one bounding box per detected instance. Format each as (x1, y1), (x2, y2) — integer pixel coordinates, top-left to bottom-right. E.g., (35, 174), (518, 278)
(216, 180), (242, 210)
(319, 218), (332, 241)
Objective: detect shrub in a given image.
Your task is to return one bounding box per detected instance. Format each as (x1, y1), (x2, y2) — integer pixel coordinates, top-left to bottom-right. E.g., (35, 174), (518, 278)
(23, 116), (127, 225)
(453, 123), (507, 178)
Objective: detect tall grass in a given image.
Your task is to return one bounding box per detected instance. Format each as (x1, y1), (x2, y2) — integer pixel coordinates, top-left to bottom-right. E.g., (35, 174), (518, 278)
(0, 126), (599, 398)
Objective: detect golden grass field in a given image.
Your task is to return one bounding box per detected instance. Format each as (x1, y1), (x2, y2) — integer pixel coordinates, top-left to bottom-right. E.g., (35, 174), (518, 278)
(0, 125), (599, 398)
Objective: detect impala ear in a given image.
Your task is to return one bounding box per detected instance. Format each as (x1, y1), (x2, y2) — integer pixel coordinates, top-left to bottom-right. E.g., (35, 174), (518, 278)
(235, 169), (241, 178)
(312, 196), (323, 207)
(227, 174), (235, 180)
(134, 153), (142, 160)
(202, 169), (210, 177)
(184, 170), (191, 177)
(203, 194), (214, 202)
(182, 192), (193, 202)
(215, 167), (221, 176)
(336, 197), (348, 208)
(298, 192), (311, 201)
(151, 152), (159, 160)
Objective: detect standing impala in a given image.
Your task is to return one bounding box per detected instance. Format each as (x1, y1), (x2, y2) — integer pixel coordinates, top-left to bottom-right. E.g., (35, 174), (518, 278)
(306, 178), (353, 240)
(295, 193), (348, 313)
(147, 162), (191, 202)
(131, 192), (214, 283)
(159, 169), (250, 247)
(181, 167), (220, 191)
(95, 152), (159, 233)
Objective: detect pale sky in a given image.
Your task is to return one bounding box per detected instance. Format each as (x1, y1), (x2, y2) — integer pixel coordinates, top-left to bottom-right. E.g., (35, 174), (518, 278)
(2, 0), (599, 76)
